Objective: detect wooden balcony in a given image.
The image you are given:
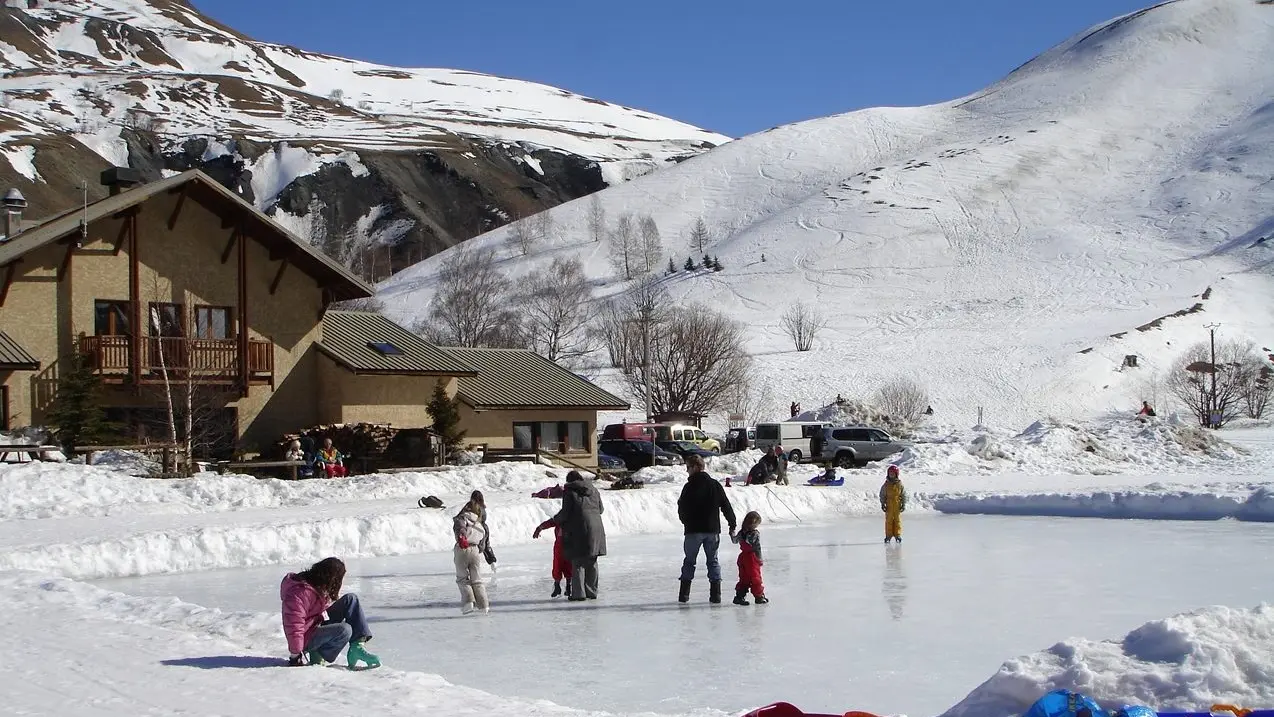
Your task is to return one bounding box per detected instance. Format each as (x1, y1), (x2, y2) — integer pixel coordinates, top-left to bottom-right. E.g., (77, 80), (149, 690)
(79, 335), (274, 385)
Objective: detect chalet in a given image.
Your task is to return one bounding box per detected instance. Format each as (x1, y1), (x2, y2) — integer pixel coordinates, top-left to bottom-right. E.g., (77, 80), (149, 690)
(0, 168), (626, 465)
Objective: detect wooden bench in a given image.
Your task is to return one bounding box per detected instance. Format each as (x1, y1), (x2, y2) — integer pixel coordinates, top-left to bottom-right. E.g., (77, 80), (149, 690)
(0, 444), (60, 463)
(219, 460), (309, 480)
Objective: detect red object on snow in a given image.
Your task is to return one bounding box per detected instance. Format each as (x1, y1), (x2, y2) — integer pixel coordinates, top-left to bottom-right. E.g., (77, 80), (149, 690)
(741, 702), (881, 717)
(532, 485), (565, 499)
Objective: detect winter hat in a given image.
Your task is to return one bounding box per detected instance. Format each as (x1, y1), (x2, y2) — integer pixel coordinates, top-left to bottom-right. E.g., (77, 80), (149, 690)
(887, 465), (900, 477)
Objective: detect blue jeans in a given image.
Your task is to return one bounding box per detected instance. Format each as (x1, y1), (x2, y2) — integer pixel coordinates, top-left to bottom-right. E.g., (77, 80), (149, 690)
(680, 533), (722, 582)
(304, 593), (371, 662)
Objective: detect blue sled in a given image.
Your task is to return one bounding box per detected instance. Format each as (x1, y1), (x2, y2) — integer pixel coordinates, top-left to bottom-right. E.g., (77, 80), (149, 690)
(806, 478), (844, 486)
(1024, 689), (1274, 717)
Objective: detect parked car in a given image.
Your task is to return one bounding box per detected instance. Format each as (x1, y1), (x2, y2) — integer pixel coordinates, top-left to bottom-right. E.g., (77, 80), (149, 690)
(657, 440), (716, 460)
(819, 426), (911, 468)
(597, 451), (627, 472)
(724, 427), (756, 453)
(754, 421), (831, 462)
(602, 423), (671, 442)
(597, 439), (683, 471)
(663, 424), (721, 453)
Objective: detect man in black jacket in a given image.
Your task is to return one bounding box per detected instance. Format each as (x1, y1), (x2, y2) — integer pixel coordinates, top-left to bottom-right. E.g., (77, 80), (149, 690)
(677, 454), (737, 604)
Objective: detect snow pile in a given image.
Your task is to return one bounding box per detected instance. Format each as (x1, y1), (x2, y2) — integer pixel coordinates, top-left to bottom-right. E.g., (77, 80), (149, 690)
(83, 449), (160, 477)
(941, 604), (1274, 717)
(794, 400), (917, 437)
(894, 417), (1250, 476)
(931, 481), (1274, 521)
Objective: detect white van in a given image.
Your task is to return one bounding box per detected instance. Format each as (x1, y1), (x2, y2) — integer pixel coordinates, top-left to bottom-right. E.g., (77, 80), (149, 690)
(753, 421), (830, 461)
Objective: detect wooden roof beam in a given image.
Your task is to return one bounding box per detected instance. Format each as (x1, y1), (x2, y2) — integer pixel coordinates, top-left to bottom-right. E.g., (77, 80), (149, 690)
(0, 261), (20, 308)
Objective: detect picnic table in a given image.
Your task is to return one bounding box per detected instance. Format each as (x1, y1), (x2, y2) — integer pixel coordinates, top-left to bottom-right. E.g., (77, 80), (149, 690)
(219, 460), (309, 480)
(0, 443), (61, 463)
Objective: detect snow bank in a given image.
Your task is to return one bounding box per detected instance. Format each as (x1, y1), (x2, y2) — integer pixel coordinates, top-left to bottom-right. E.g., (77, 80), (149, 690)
(931, 483), (1274, 522)
(941, 604), (1274, 717)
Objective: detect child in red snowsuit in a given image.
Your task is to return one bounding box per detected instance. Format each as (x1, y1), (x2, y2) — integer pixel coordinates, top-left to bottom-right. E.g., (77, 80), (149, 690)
(731, 511), (768, 605)
(533, 518), (574, 598)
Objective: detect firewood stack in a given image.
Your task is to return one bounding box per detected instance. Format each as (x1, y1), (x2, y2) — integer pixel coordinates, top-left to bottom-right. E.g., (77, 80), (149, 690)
(274, 423), (397, 460)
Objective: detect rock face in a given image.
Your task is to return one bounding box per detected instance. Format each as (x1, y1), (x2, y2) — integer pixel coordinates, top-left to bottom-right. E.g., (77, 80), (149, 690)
(0, 0), (727, 277)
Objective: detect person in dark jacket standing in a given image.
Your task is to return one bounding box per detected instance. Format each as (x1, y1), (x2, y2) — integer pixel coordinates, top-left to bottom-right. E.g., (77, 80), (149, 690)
(677, 454), (737, 604)
(540, 470), (607, 601)
(809, 428), (825, 464)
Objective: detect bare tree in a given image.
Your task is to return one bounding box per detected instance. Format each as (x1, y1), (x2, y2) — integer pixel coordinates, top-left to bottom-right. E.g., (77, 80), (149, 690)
(416, 245), (525, 348)
(689, 217), (710, 254)
(620, 302), (751, 415)
(330, 296), (385, 313)
(517, 257), (596, 365)
(596, 276), (668, 372)
(533, 209), (555, 245)
(724, 376), (777, 428)
(638, 214), (663, 275)
(587, 194), (607, 243)
(780, 301), (828, 352)
(874, 377), (929, 424)
(1129, 370), (1169, 415)
(509, 214), (537, 256)
(1165, 339), (1253, 428)
(608, 213), (637, 280)
(1239, 358), (1273, 419)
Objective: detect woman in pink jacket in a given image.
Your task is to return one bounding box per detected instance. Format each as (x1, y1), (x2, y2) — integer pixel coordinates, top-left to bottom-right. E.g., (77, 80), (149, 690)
(279, 557), (379, 668)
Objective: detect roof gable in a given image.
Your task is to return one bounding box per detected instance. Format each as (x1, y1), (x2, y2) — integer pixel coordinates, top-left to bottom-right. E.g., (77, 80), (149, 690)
(443, 347), (629, 411)
(319, 311), (477, 376)
(0, 170), (373, 301)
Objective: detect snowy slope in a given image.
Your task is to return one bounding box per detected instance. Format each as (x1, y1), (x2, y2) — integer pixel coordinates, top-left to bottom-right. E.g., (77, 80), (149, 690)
(0, 0), (726, 181)
(379, 0), (1274, 429)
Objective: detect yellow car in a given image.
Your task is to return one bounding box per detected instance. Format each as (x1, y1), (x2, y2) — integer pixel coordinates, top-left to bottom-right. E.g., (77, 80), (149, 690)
(664, 424), (720, 453)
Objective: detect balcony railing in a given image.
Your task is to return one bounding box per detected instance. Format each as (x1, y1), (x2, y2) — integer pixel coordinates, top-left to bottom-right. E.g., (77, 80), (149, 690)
(79, 335), (274, 383)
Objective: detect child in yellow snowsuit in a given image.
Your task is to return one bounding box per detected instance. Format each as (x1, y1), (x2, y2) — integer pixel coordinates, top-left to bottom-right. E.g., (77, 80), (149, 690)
(879, 465), (906, 544)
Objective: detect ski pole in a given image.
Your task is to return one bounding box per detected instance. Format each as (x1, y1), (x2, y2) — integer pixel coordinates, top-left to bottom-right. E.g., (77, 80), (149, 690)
(765, 486), (802, 523)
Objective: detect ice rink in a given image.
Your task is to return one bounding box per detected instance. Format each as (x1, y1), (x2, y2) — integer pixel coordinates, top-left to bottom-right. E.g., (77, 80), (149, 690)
(93, 513), (1274, 716)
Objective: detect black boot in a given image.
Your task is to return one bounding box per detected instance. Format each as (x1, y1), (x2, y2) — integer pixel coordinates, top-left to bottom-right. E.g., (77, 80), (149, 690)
(733, 588), (749, 606)
(709, 580), (722, 604)
(754, 595), (769, 605)
(551, 581), (562, 598)
(678, 579), (692, 603)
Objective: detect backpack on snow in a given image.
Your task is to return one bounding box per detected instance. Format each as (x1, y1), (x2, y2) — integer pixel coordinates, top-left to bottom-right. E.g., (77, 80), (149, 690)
(417, 495), (445, 509)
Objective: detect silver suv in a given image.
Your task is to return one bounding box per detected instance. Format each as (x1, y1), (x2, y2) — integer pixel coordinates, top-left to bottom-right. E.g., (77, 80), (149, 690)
(819, 426), (910, 468)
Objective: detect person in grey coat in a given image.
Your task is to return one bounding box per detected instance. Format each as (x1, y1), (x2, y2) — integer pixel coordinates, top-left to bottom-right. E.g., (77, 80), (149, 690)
(546, 470), (607, 601)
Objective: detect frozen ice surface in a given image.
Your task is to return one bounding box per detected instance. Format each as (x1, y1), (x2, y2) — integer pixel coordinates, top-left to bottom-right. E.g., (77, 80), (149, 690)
(97, 514), (1274, 717)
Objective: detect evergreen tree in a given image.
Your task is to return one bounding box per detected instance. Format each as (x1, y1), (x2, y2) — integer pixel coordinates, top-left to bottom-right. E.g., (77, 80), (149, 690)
(426, 380), (466, 460)
(684, 256), (696, 271)
(711, 255), (724, 272)
(702, 254), (711, 269)
(47, 352), (110, 452)
(667, 257), (677, 275)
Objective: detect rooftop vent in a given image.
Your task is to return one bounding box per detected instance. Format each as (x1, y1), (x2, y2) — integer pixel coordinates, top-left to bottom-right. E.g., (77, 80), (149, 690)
(2, 187), (27, 240)
(100, 167), (143, 195)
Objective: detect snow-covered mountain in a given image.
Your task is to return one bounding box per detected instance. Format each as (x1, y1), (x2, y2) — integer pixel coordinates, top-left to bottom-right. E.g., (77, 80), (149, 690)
(380, 0), (1274, 428)
(0, 0), (727, 271)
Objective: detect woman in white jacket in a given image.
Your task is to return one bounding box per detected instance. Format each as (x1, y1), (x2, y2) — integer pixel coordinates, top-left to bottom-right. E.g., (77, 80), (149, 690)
(453, 490), (491, 614)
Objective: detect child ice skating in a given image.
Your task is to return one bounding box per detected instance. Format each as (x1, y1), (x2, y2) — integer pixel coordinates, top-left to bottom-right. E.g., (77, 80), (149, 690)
(454, 491), (492, 614)
(731, 511), (768, 605)
(880, 465), (906, 544)
(279, 557), (380, 669)
(532, 518), (574, 598)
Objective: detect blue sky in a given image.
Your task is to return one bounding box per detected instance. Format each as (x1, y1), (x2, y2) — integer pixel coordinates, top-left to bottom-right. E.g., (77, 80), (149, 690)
(197, 0), (1152, 137)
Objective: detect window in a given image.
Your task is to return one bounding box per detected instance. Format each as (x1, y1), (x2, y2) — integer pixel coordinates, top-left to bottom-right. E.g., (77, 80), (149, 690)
(832, 429), (853, 441)
(800, 424), (824, 438)
(148, 303), (183, 337)
(693, 430), (708, 442)
(756, 424), (779, 440)
(513, 421), (591, 452)
(368, 341), (402, 356)
(94, 300), (131, 336)
(194, 306), (231, 339)
(870, 430), (891, 442)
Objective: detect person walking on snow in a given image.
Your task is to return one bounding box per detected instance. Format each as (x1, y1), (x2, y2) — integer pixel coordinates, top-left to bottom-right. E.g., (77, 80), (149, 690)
(454, 491), (492, 614)
(731, 511), (768, 605)
(531, 519), (574, 598)
(536, 470), (605, 601)
(880, 465), (906, 544)
(678, 454), (737, 604)
(280, 557), (379, 669)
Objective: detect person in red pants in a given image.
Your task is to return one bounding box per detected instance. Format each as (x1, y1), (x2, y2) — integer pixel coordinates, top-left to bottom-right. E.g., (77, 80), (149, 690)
(731, 511), (768, 605)
(532, 518), (574, 597)
(316, 438), (348, 478)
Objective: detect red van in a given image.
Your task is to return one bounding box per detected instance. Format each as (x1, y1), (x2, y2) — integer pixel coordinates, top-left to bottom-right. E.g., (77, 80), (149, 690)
(601, 422), (671, 442)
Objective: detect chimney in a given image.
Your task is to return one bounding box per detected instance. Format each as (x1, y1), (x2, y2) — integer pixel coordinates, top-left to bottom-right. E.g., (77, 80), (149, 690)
(100, 166), (143, 196)
(2, 187), (27, 240)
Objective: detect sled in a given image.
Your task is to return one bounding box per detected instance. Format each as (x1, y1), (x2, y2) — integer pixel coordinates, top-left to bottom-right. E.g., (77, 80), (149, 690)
(1023, 691), (1274, 717)
(806, 478), (844, 487)
(741, 702), (880, 717)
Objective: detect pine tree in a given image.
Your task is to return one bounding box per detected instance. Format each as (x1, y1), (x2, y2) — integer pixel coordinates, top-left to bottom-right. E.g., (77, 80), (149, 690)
(47, 352), (111, 452)
(667, 257), (677, 275)
(702, 254), (711, 269)
(711, 255), (724, 272)
(426, 380), (466, 461)
(684, 256), (696, 271)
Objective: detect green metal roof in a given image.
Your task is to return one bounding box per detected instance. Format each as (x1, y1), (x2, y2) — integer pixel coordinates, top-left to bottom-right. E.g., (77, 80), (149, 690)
(444, 347), (629, 410)
(0, 330), (38, 370)
(319, 311), (477, 376)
